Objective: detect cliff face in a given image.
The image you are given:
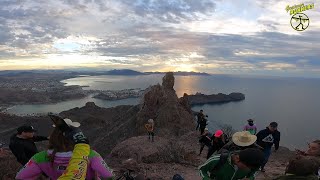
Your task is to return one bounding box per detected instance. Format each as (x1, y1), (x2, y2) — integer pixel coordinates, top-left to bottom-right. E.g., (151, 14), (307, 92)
(136, 72), (194, 137)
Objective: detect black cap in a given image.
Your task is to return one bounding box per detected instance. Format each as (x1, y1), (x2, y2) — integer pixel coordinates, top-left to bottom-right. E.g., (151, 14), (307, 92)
(239, 148), (264, 169)
(17, 125), (37, 134)
(270, 122), (278, 128)
(247, 119), (254, 122)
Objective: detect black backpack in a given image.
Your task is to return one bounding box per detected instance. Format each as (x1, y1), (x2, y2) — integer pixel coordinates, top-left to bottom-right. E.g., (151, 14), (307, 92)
(209, 152), (256, 179)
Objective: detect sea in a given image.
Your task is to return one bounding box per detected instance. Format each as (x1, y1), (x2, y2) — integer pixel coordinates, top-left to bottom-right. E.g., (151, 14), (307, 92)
(5, 74), (320, 149)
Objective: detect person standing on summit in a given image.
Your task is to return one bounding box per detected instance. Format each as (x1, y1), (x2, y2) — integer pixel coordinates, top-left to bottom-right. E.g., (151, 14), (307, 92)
(256, 122), (281, 172)
(243, 119), (257, 135)
(145, 119), (155, 142)
(9, 125), (49, 165)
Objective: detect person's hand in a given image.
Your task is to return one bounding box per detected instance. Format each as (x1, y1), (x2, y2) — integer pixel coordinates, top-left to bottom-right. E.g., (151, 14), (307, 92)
(64, 127), (89, 144)
(295, 149), (306, 156)
(0, 148), (9, 158)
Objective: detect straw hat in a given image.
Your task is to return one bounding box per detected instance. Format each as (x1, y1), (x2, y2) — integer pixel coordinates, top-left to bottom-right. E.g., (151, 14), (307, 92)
(52, 118), (81, 128)
(232, 131), (257, 147)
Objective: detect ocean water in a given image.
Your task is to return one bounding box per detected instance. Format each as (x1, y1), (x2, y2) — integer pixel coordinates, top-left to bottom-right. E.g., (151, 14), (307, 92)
(6, 74), (320, 149)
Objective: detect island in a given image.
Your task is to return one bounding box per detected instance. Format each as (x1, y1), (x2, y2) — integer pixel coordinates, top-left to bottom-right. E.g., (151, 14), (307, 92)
(184, 92), (245, 105)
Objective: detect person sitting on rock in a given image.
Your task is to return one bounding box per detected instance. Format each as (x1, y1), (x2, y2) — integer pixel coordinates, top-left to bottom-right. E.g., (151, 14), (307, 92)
(9, 125), (49, 165)
(243, 119), (257, 135)
(16, 118), (113, 180)
(199, 148), (264, 180)
(217, 131), (262, 154)
(145, 119), (155, 142)
(199, 128), (212, 156)
(207, 130), (226, 159)
(273, 156), (320, 180)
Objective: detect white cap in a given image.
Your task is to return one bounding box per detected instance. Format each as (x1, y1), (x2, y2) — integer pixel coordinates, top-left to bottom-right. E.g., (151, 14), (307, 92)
(52, 118), (81, 128)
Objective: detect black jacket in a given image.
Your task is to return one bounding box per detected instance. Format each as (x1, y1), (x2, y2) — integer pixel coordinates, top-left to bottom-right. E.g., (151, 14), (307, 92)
(199, 119), (208, 128)
(197, 112), (205, 123)
(211, 137), (226, 152)
(9, 134), (48, 165)
(256, 128), (281, 150)
(199, 134), (212, 146)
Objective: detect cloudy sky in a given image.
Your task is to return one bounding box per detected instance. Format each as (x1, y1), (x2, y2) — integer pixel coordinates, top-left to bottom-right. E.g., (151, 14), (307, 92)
(0, 0), (319, 77)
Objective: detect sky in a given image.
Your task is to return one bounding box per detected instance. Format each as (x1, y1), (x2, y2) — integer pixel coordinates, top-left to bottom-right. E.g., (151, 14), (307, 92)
(0, 0), (319, 77)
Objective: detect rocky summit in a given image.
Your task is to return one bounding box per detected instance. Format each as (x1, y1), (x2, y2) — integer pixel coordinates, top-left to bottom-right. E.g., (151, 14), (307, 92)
(136, 72), (194, 137)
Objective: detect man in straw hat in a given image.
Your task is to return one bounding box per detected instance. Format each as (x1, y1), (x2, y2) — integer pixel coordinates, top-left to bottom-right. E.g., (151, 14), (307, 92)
(199, 148), (264, 180)
(256, 122), (281, 172)
(217, 131), (262, 154)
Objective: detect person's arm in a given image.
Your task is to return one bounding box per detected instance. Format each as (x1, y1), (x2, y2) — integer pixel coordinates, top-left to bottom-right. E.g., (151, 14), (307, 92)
(274, 132), (280, 151)
(254, 126), (257, 135)
(90, 151), (114, 179)
(33, 136), (49, 142)
(58, 144), (90, 180)
(256, 130), (263, 143)
(16, 158), (42, 180)
(198, 156), (219, 180)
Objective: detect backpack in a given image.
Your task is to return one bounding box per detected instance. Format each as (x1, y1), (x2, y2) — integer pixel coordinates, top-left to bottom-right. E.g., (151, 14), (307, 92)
(209, 152), (256, 179)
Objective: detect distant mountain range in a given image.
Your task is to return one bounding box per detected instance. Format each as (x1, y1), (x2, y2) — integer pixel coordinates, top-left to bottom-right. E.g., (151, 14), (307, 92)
(145, 71), (210, 76)
(0, 69), (211, 76)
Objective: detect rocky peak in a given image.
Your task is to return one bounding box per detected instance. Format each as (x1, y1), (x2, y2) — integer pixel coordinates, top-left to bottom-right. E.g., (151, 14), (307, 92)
(85, 102), (97, 108)
(136, 73), (194, 137)
(162, 72), (174, 90)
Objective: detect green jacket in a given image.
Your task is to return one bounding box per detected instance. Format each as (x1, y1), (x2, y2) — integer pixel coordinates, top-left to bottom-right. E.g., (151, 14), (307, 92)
(198, 154), (256, 180)
(273, 174), (318, 180)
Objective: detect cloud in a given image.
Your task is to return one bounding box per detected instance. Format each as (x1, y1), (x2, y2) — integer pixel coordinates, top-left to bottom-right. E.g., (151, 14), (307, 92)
(118, 0), (216, 23)
(0, 0), (319, 77)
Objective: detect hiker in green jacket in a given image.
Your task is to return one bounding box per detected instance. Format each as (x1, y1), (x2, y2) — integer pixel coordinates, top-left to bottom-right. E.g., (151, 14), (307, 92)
(199, 148), (264, 180)
(273, 156), (319, 180)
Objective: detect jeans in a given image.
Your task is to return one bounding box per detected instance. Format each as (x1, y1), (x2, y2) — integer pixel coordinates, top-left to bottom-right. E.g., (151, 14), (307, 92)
(261, 147), (272, 169)
(196, 123), (200, 130)
(148, 132), (154, 141)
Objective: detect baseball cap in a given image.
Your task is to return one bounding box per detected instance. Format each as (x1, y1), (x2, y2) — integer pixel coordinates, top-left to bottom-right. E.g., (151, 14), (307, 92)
(214, 130), (223, 137)
(17, 125), (37, 134)
(270, 122), (278, 128)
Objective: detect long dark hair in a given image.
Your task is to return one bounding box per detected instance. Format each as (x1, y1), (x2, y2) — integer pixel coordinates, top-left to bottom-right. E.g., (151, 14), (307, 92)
(48, 128), (75, 163)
